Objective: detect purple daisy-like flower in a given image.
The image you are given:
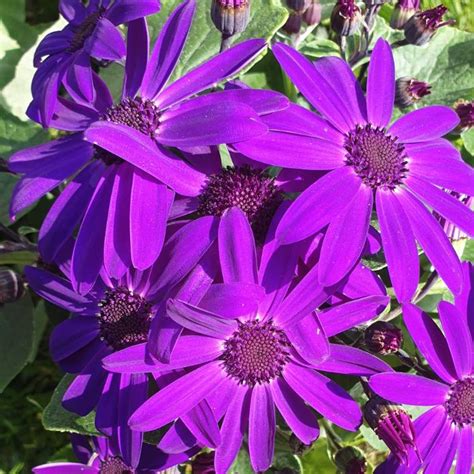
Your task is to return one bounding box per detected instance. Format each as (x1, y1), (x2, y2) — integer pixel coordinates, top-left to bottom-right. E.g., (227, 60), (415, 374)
(104, 207), (391, 472)
(32, 0), (160, 126)
(33, 434), (193, 473)
(10, 0), (279, 294)
(234, 38), (474, 302)
(24, 218), (218, 467)
(369, 265), (474, 473)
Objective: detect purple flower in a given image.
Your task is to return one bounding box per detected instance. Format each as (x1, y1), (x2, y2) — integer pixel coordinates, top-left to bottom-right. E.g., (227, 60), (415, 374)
(10, 0), (277, 294)
(33, 434), (194, 473)
(234, 38), (474, 302)
(32, 0), (160, 125)
(104, 207), (391, 473)
(24, 218), (217, 468)
(369, 269), (474, 472)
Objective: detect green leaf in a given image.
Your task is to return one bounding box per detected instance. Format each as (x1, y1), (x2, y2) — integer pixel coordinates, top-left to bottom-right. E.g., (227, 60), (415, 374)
(229, 446), (253, 474)
(0, 250), (38, 265)
(0, 294), (35, 392)
(301, 436), (334, 473)
(462, 128), (474, 155)
(392, 27), (474, 107)
(300, 38), (341, 59)
(359, 424), (388, 452)
(462, 239), (474, 263)
(42, 374), (99, 436)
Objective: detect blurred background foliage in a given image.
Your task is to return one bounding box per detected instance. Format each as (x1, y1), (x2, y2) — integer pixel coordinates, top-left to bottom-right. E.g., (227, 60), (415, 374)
(0, 0), (473, 473)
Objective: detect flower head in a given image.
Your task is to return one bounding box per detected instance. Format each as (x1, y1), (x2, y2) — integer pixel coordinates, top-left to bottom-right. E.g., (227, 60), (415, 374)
(32, 0), (160, 126)
(331, 0), (362, 36)
(365, 321), (403, 355)
(404, 5), (454, 45)
(395, 77), (431, 108)
(370, 265), (474, 472)
(235, 38), (474, 302)
(10, 0), (276, 294)
(105, 207), (390, 473)
(454, 99), (474, 131)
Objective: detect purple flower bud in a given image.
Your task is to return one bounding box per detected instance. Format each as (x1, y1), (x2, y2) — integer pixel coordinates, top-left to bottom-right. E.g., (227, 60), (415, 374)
(283, 12), (303, 34)
(191, 451), (215, 474)
(364, 321), (403, 355)
(434, 191), (473, 241)
(0, 267), (25, 305)
(331, 0), (362, 36)
(454, 99), (474, 131)
(287, 0), (311, 11)
(334, 447), (367, 473)
(364, 397), (418, 464)
(395, 77), (432, 108)
(211, 0), (251, 37)
(390, 0), (420, 29)
(303, 0), (322, 25)
(404, 5), (454, 46)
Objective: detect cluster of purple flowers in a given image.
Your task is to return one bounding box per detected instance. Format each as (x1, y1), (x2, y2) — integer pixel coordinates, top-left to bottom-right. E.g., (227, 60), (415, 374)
(8, 0), (473, 472)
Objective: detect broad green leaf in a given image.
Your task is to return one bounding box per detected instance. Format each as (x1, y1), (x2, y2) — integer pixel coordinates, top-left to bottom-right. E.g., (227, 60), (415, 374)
(229, 446), (253, 474)
(29, 300), (48, 363)
(0, 250), (38, 265)
(301, 436), (334, 473)
(392, 27), (474, 107)
(0, 173), (18, 226)
(462, 239), (474, 263)
(0, 294), (35, 392)
(300, 38), (341, 59)
(42, 374), (99, 436)
(359, 424), (388, 452)
(462, 128), (474, 155)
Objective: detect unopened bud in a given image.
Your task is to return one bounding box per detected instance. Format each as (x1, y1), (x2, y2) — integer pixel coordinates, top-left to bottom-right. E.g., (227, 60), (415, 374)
(395, 77), (431, 108)
(390, 0), (419, 29)
(331, 0), (362, 36)
(211, 0), (250, 37)
(192, 451), (214, 474)
(334, 447), (366, 473)
(365, 321), (403, 355)
(287, 0), (311, 11)
(364, 397), (417, 464)
(283, 12), (303, 34)
(0, 267), (25, 305)
(303, 1), (322, 25)
(454, 99), (474, 131)
(404, 5), (454, 46)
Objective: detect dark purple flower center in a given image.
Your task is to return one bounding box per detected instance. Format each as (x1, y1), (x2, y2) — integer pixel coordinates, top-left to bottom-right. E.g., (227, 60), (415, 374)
(337, 0), (360, 17)
(222, 319), (291, 386)
(197, 166), (283, 243)
(100, 456), (133, 474)
(98, 287), (152, 351)
(69, 8), (105, 53)
(102, 97), (161, 137)
(345, 124), (408, 189)
(445, 377), (474, 425)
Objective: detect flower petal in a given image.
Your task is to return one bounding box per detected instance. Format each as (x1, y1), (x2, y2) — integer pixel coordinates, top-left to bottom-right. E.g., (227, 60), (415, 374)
(106, 0), (160, 25)
(87, 18), (126, 60)
(182, 399), (221, 449)
(456, 426), (473, 474)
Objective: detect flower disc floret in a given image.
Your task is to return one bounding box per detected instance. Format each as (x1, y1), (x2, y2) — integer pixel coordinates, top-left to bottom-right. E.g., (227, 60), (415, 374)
(345, 124), (408, 189)
(222, 319), (291, 386)
(100, 455), (133, 474)
(445, 376), (474, 425)
(102, 97), (161, 137)
(98, 287), (152, 351)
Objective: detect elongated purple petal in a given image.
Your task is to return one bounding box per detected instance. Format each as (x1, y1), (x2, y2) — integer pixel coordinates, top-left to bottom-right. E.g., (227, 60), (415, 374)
(129, 361), (224, 431)
(95, 374), (119, 436)
(158, 420), (196, 454)
(370, 372), (450, 405)
(366, 39), (394, 128)
(182, 400), (221, 449)
(234, 130), (345, 170)
(271, 378), (319, 445)
(215, 386), (249, 474)
(167, 299), (237, 339)
(156, 39), (267, 109)
(106, 0), (160, 24)
(65, 51), (95, 104)
(218, 207), (257, 284)
(389, 106), (460, 142)
(406, 176), (474, 237)
(426, 422), (458, 474)
(39, 162), (101, 263)
(438, 301), (472, 379)
(285, 314), (329, 365)
(277, 168), (361, 244)
(456, 426), (473, 474)
(85, 122), (206, 196)
(318, 184), (372, 286)
(216, 88), (289, 116)
(272, 42), (358, 133)
(315, 344), (392, 375)
(396, 187), (463, 296)
(123, 18), (149, 98)
(319, 295), (389, 337)
(376, 189), (419, 303)
(140, 0), (195, 100)
(59, 0), (86, 23)
(71, 169), (114, 294)
(284, 363), (362, 430)
(249, 385), (275, 473)
(33, 464), (97, 474)
(403, 303), (457, 383)
(87, 18), (126, 60)
(158, 99), (267, 147)
(337, 263), (387, 299)
(130, 171), (172, 270)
